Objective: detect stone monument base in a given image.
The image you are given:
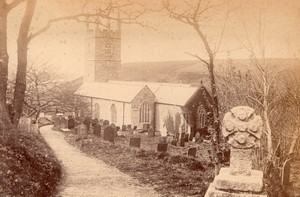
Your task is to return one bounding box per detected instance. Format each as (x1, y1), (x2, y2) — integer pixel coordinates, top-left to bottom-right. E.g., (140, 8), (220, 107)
(205, 168), (267, 197)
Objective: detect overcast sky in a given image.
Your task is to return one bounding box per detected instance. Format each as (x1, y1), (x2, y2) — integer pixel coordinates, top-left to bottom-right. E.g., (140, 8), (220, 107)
(7, 0), (300, 77)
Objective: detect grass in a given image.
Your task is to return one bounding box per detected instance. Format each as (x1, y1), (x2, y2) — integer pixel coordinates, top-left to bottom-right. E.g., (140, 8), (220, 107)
(64, 131), (215, 196)
(0, 131), (62, 196)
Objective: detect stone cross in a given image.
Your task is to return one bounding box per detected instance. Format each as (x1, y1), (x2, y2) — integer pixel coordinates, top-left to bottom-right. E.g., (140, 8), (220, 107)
(222, 106), (263, 176)
(205, 106), (266, 197)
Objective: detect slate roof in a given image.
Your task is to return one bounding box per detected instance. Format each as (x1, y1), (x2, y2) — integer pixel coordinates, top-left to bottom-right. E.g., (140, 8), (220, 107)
(75, 81), (199, 106)
(74, 82), (146, 103)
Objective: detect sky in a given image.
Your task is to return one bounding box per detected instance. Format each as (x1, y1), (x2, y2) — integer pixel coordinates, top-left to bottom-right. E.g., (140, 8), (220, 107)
(7, 0), (300, 77)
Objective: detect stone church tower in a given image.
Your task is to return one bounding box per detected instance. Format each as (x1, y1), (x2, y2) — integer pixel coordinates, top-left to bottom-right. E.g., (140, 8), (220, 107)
(84, 19), (121, 82)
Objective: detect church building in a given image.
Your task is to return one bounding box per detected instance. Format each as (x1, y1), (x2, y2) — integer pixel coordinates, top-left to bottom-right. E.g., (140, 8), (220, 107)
(75, 20), (213, 136)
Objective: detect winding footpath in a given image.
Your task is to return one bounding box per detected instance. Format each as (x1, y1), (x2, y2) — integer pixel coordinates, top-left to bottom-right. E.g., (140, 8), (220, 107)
(40, 125), (160, 197)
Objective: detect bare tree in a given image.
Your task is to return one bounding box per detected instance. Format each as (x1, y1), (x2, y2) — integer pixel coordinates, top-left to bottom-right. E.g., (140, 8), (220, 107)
(0, 0), (147, 138)
(162, 0), (232, 173)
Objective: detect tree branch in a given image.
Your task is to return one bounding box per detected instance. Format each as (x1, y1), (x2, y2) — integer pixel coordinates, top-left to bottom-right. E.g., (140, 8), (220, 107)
(7, 0), (25, 12)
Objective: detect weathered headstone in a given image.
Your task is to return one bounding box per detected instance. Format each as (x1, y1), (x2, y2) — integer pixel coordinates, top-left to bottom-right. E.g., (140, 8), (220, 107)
(18, 117), (32, 132)
(53, 117), (60, 129)
(99, 119), (103, 125)
(188, 147), (197, 157)
(148, 127), (155, 137)
(205, 106), (266, 197)
(157, 143), (168, 152)
(179, 137), (185, 147)
(184, 133), (189, 142)
(83, 117), (91, 131)
(143, 124), (148, 131)
(171, 139), (178, 146)
(129, 137), (141, 148)
(92, 118), (99, 127)
(104, 126), (115, 143)
(94, 124), (101, 137)
(127, 124), (132, 130)
(59, 117), (68, 129)
(103, 120), (109, 126)
(68, 118), (75, 129)
(175, 132), (180, 140)
(31, 123), (39, 133)
(76, 123), (88, 141)
(282, 159), (291, 187)
(122, 125), (127, 131)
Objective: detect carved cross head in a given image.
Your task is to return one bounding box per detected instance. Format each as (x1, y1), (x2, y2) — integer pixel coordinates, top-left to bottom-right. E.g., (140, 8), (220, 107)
(222, 106), (263, 149)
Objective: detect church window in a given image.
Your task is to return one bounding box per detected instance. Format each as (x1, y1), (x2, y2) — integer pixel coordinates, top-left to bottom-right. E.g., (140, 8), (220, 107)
(94, 103), (100, 119)
(139, 102), (150, 123)
(197, 105), (206, 129)
(110, 104), (117, 123)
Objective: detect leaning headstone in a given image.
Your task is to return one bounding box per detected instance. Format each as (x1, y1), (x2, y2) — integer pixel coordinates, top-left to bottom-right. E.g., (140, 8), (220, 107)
(129, 137), (141, 148)
(94, 124), (101, 137)
(76, 123), (88, 141)
(205, 106), (266, 197)
(104, 126), (115, 143)
(157, 143), (168, 152)
(282, 159), (291, 187)
(188, 147), (197, 157)
(18, 117), (32, 132)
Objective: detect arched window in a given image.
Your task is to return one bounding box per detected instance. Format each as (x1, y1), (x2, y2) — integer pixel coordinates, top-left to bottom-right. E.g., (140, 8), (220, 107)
(197, 105), (206, 129)
(139, 102), (150, 123)
(110, 104), (117, 123)
(94, 103), (100, 119)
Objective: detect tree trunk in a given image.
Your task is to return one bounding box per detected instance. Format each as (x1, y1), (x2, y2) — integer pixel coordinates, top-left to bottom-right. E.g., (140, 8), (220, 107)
(0, 2), (14, 143)
(12, 0), (36, 126)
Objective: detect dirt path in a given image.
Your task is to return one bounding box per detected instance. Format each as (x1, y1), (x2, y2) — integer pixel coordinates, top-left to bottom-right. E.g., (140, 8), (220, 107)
(40, 125), (160, 197)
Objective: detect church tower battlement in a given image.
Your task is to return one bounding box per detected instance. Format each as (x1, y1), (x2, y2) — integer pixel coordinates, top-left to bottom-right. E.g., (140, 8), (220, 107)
(84, 19), (121, 82)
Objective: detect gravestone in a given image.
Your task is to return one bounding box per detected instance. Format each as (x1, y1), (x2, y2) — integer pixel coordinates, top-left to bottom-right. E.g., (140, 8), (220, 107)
(143, 124), (148, 131)
(282, 159), (291, 187)
(18, 117), (32, 132)
(129, 137), (141, 148)
(92, 118), (99, 127)
(148, 128), (155, 137)
(205, 106), (266, 197)
(94, 124), (101, 137)
(133, 126), (137, 131)
(179, 137), (185, 147)
(127, 124), (132, 130)
(175, 132), (180, 140)
(59, 117), (68, 129)
(99, 119), (103, 125)
(184, 133), (189, 142)
(104, 126), (115, 143)
(195, 132), (201, 142)
(103, 120), (109, 126)
(76, 123), (88, 141)
(122, 125), (127, 131)
(68, 118), (75, 129)
(83, 117), (91, 131)
(188, 147), (197, 157)
(171, 139), (177, 146)
(53, 117), (60, 129)
(157, 143), (168, 152)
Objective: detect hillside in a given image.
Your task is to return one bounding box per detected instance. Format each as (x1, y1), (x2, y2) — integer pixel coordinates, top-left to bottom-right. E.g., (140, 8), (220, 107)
(120, 58), (300, 86)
